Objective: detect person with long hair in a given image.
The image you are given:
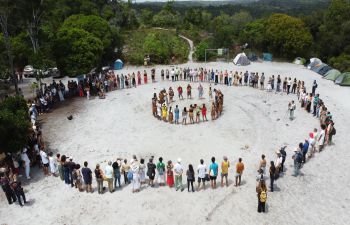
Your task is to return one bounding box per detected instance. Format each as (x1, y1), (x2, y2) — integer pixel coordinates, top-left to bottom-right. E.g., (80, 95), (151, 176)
(186, 164), (195, 192)
(209, 157), (218, 189)
(256, 180), (267, 213)
(182, 107), (187, 125)
(166, 160), (174, 187)
(269, 161), (276, 192)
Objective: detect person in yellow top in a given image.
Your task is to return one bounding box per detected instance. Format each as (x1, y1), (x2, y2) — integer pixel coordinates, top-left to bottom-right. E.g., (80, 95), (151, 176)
(162, 104), (168, 121)
(221, 156), (230, 187)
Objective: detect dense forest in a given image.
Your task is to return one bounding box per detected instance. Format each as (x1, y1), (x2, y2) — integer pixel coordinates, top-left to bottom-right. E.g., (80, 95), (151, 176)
(0, 0), (350, 82)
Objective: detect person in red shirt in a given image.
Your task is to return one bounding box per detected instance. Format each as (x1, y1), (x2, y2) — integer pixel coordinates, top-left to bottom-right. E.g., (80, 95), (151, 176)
(201, 104), (207, 121)
(177, 86), (183, 100)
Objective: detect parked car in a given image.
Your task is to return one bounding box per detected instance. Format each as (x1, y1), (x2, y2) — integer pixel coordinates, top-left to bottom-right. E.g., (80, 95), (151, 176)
(23, 65), (34, 77)
(43, 67), (60, 78)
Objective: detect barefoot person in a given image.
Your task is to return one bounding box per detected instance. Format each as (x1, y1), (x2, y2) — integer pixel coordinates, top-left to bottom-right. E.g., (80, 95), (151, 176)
(166, 160), (174, 187)
(157, 157), (166, 186)
(201, 104), (208, 122)
(182, 107), (187, 125)
(221, 156), (230, 187)
(197, 159), (207, 191)
(235, 158), (244, 186)
(186, 164), (195, 192)
(209, 157), (218, 189)
(174, 158), (184, 192)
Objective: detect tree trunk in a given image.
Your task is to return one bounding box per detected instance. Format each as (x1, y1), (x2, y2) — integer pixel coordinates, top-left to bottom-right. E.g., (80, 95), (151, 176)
(0, 14), (19, 95)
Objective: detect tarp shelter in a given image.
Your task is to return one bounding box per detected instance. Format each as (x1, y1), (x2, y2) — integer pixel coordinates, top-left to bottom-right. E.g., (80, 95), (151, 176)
(293, 57), (306, 65)
(233, 53), (250, 66)
(324, 69), (341, 81)
(114, 59), (123, 70)
(335, 72), (350, 86)
(247, 52), (258, 61)
(318, 65), (333, 76)
(263, 53), (273, 61)
(307, 58), (322, 69)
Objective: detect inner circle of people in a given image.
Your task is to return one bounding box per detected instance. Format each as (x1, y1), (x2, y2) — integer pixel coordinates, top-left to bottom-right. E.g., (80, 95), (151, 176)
(6, 66), (336, 214)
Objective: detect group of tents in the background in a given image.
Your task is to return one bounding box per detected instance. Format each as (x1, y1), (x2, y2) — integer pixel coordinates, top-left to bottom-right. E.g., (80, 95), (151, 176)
(233, 53), (349, 86)
(233, 52), (273, 66)
(293, 57), (350, 86)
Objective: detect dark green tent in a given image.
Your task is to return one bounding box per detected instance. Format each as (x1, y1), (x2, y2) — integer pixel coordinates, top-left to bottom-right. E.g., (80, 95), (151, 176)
(324, 69), (341, 81)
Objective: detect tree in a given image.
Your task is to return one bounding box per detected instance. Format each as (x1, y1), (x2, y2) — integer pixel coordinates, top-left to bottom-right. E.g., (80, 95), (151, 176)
(265, 14), (312, 58)
(194, 39), (215, 61)
(0, 96), (30, 154)
(240, 19), (267, 51)
(54, 27), (103, 76)
(329, 54), (350, 72)
(0, 0), (19, 94)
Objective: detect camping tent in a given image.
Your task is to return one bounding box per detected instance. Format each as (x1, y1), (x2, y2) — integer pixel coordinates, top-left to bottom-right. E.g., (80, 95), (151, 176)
(114, 59), (123, 70)
(335, 72), (350, 86)
(293, 57), (306, 65)
(324, 69), (341, 81)
(263, 53), (273, 61)
(313, 63), (328, 73)
(247, 52), (258, 61)
(318, 65), (333, 76)
(233, 53), (250, 66)
(307, 58), (322, 69)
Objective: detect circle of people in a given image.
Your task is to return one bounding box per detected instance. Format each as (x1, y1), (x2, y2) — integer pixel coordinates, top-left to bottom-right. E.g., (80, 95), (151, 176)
(2, 66), (336, 213)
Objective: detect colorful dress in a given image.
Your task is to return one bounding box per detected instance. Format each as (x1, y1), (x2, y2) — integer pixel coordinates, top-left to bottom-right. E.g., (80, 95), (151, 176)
(166, 165), (174, 187)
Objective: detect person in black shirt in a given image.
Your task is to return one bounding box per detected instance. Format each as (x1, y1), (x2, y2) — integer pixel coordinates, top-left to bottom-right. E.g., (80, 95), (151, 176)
(112, 159), (121, 189)
(11, 181), (27, 206)
(67, 158), (76, 187)
(81, 161), (92, 193)
(94, 164), (103, 194)
(147, 158), (156, 187)
(269, 161), (276, 192)
(0, 173), (16, 204)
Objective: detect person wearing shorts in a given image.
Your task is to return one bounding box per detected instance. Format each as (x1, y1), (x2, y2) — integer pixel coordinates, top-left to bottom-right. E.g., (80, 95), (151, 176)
(235, 158), (244, 187)
(221, 156), (230, 187)
(197, 159), (207, 191)
(209, 157), (218, 189)
(40, 148), (49, 175)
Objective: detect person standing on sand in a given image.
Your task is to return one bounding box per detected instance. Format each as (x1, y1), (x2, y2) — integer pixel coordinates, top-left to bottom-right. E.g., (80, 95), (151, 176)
(312, 80), (318, 96)
(292, 148), (303, 176)
(40, 148), (49, 176)
(221, 156), (230, 187)
(95, 164), (104, 194)
(0, 172), (17, 205)
(81, 161), (92, 193)
(201, 104), (208, 122)
(112, 159), (121, 189)
(174, 105), (180, 124)
(177, 86), (184, 100)
(122, 159), (131, 184)
(235, 158), (244, 187)
(11, 181), (27, 207)
(198, 84), (204, 99)
(209, 157), (218, 189)
(48, 152), (58, 176)
(258, 154), (267, 174)
(147, 158), (156, 187)
(186, 164), (195, 192)
(166, 160), (174, 187)
(256, 180), (267, 213)
(21, 148), (31, 180)
(56, 154), (64, 181)
(318, 124), (326, 152)
(130, 157), (141, 193)
(197, 159), (207, 191)
(182, 107), (187, 125)
(157, 157), (166, 186)
(289, 100), (296, 120)
(67, 157), (76, 187)
(174, 158), (184, 192)
(139, 159), (146, 186)
(143, 70), (148, 84)
(105, 161), (114, 193)
(269, 161), (276, 192)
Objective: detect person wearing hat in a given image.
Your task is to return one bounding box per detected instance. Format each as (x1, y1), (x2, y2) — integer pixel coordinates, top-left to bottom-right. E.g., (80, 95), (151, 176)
(174, 158), (184, 191)
(21, 148), (31, 180)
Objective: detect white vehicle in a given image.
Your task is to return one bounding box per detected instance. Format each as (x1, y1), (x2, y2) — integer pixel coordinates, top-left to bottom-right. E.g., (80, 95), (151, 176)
(23, 65), (34, 77)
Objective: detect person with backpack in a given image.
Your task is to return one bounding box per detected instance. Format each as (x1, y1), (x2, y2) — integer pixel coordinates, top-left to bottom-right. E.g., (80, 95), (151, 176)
(292, 148), (303, 176)
(256, 180), (267, 213)
(156, 157), (166, 186)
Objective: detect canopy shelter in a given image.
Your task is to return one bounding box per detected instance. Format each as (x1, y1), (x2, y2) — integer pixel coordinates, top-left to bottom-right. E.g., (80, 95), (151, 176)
(307, 58), (322, 70)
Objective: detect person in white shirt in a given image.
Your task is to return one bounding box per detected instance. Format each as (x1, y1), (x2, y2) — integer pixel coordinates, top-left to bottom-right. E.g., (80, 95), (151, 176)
(174, 158), (184, 192)
(197, 159), (207, 191)
(48, 152), (58, 175)
(275, 150), (283, 174)
(318, 124), (326, 152)
(40, 148), (49, 175)
(307, 132), (316, 158)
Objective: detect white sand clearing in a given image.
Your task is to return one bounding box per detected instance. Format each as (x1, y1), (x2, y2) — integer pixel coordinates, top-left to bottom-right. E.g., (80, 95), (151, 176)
(1, 61), (350, 225)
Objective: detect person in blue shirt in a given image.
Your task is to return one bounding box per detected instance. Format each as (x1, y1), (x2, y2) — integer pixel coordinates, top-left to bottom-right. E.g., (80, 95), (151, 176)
(174, 105), (180, 124)
(209, 157), (218, 189)
(302, 141), (309, 163)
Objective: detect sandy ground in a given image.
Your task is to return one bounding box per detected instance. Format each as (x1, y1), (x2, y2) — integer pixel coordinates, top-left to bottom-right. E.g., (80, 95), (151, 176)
(1, 61), (350, 225)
